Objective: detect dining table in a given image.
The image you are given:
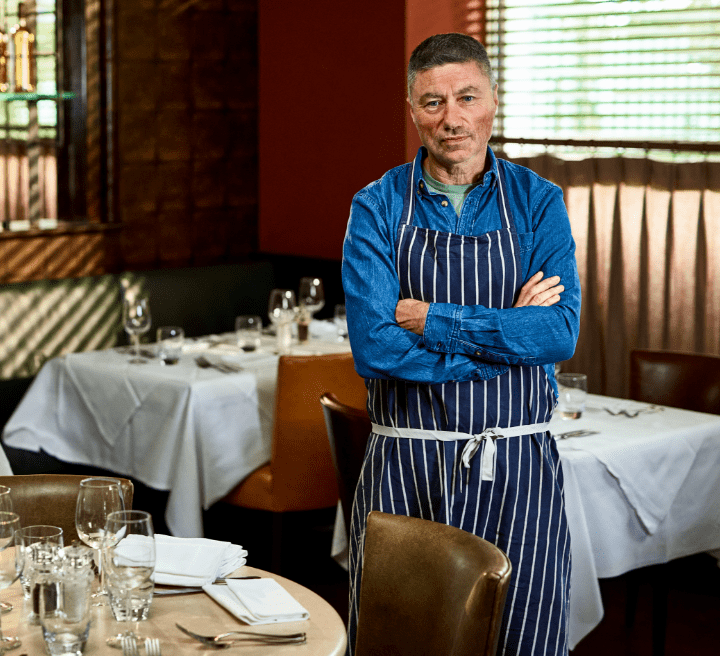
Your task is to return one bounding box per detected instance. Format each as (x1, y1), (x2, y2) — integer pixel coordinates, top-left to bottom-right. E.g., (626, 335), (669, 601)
(2, 324), (352, 539)
(328, 392), (720, 651)
(1, 565), (347, 654)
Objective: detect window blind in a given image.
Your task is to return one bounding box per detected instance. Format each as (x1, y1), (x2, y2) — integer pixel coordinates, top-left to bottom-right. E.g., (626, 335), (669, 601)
(481, 0), (720, 159)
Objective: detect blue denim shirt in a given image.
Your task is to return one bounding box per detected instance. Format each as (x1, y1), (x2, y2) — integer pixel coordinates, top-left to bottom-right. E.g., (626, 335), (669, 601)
(342, 147), (581, 394)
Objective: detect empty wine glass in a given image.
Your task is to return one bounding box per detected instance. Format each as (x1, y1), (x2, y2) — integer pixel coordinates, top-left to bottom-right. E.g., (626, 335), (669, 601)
(123, 294), (152, 364)
(0, 489), (11, 513)
(0, 512), (22, 653)
(298, 278), (325, 343)
(75, 478), (124, 605)
(268, 289), (297, 355)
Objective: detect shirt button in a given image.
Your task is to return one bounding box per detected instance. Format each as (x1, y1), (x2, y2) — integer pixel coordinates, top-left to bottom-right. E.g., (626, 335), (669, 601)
(441, 200), (449, 207)
(419, 181), (424, 189)
(475, 350), (481, 355)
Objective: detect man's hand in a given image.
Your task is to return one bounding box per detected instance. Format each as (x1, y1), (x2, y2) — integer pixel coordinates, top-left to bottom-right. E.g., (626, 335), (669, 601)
(395, 299), (429, 335)
(514, 272), (564, 308)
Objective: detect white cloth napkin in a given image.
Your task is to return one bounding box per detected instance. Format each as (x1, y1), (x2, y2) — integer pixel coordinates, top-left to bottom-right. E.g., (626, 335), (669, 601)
(203, 578), (310, 625)
(153, 535), (247, 586)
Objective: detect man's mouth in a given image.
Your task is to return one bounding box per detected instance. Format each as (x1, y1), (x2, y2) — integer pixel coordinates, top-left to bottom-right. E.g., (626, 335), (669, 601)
(442, 135), (470, 145)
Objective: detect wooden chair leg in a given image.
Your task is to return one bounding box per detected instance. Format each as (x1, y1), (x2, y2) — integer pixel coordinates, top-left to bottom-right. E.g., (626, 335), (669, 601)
(625, 569), (641, 628)
(651, 572), (669, 656)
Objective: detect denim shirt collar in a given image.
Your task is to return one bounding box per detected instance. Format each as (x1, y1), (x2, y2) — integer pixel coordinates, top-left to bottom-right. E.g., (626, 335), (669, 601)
(412, 146), (499, 198)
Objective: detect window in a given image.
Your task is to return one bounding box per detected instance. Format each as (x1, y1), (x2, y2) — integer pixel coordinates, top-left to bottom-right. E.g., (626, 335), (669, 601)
(478, 0), (720, 161)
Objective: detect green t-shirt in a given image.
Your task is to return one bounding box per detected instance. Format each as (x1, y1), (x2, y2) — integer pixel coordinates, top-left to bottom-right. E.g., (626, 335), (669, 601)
(423, 169), (478, 216)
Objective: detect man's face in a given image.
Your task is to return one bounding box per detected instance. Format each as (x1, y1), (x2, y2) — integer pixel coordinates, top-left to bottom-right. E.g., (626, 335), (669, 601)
(408, 61), (498, 180)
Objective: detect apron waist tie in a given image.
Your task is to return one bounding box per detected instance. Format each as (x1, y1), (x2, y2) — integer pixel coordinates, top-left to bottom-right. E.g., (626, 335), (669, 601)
(370, 422), (551, 481)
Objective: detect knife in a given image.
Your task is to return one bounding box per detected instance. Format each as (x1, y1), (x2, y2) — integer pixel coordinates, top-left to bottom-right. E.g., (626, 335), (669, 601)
(154, 576), (262, 596)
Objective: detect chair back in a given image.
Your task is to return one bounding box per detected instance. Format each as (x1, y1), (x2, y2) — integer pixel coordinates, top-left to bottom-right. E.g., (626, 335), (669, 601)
(270, 353), (367, 512)
(320, 392), (371, 532)
(0, 474), (134, 544)
(355, 511), (512, 656)
(629, 349), (720, 414)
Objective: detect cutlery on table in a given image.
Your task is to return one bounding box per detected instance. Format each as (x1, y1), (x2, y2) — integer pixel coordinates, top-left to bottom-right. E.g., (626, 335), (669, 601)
(603, 404), (664, 418)
(555, 429), (599, 439)
(145, 638), (161, 656)
(122, 635), (140, 656)
(195, 355), (243, 373)
(176, 623), (307, 647)
(154, 576), (263, 595)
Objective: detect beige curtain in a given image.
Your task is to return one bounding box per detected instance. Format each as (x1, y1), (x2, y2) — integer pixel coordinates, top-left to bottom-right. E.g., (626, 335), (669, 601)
(0, 142), (57, 224)
(502, 153), (720, 398)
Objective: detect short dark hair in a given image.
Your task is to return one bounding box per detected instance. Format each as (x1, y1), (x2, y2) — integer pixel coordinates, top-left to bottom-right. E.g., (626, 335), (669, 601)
(407, 33), (496, 99)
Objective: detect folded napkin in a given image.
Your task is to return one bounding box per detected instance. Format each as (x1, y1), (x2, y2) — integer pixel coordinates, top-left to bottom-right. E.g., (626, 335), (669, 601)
(203, 578), (310, 625)
(153, 535), (247, 586)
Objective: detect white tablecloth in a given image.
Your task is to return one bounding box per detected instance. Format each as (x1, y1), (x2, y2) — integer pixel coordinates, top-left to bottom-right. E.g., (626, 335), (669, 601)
(2, 326), (352, 538)
(330, 394), (720, 651)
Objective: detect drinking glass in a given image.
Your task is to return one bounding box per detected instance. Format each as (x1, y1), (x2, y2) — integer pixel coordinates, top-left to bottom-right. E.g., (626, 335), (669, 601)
(123, 294), (152, 364)
(268, 289), (297, 355)
(155, 326), (184, 365)
(0, 512), (22, 653)
(556, 373), (588, 419)
(334, 304), (348, 341)
(104, 510), (155, 623)
(16, 525), (63, 619)
(74, 478), (124, 605)
(235, 315), (262, 352)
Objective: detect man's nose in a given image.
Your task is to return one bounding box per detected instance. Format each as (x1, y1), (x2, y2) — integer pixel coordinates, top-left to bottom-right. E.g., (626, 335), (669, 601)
(442, 101), (462, 130)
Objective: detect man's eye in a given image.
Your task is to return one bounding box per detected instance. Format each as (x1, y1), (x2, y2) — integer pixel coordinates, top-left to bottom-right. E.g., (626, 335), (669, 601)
(425, 100), (440, 108)
(461, 95), (475, 102)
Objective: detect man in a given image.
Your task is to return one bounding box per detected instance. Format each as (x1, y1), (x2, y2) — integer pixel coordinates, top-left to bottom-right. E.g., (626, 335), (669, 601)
(342, 33), (581, 655)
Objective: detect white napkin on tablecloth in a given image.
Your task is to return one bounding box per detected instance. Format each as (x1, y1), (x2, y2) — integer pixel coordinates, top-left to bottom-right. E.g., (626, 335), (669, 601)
(203, 578), (310, 625)
(152, 534), (247, 586)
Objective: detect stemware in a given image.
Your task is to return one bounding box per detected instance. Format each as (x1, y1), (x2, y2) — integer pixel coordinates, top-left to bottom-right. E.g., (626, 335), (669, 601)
(0, 489), (11, 615)
(104, 510), (155, 623)
(268, 289), (297, 355)
(75, 478), (124, 605)
(123, 294), (152, 364)
(297, 278), (324, 343)
(0, 512), (22, 653)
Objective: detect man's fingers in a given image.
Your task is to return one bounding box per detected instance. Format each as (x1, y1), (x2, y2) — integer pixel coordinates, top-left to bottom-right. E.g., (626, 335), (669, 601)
(514, 272), (564, 307)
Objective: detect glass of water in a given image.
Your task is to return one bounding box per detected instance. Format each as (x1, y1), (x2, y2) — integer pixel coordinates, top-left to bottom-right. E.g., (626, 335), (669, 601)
(556, 373), (588, 419)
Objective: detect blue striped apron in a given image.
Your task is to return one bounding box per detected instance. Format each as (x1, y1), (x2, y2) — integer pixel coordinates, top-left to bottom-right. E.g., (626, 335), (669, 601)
(347, 161), (571, 656)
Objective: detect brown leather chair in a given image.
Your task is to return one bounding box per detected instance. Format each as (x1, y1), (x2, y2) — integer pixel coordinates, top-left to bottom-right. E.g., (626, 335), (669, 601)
(355, 511), (512, 656)
(320, 392), (371, 534)
(0, 474), (134, 545)
(221, 352), (367, 570)
(627, 348), (720, 656)
(629, 348), (720, 414)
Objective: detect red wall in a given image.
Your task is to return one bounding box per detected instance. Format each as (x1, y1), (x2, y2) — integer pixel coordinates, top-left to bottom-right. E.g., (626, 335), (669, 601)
(258, 1), (407, 260)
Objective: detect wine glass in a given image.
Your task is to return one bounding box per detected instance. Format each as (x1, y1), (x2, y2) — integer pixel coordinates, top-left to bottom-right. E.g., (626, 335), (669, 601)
(75, 478), (124, 605)
(298, 278), (325, 343)
(0, 488), (12, 615)
(0, 512), (22, 653)
(104, 510), (155, 624)
(123, 294), (152, 364)
(268, 289), (297, 355)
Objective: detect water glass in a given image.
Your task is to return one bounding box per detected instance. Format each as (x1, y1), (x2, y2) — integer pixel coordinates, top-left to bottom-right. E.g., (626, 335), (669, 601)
(156, 326), (184, 365)
(104, 510), (155, 622)
(334, 304), (348, 341)
(235, 315), (262, 352)
(556, 373), (588, 419)
(39, 544), (94, 656)
(17, 525), (64, 621)
(268, 289), (297, 355)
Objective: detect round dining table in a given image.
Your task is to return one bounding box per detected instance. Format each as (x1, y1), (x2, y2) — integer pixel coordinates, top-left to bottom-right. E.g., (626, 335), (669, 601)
(1, 566), (347, 655)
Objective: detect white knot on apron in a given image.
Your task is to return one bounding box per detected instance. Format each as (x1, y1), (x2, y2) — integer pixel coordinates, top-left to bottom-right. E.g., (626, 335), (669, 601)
(370, 422), (551, 481)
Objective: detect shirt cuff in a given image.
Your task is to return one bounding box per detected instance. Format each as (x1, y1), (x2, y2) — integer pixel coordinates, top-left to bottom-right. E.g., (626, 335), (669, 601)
(423, 302), (460, 352)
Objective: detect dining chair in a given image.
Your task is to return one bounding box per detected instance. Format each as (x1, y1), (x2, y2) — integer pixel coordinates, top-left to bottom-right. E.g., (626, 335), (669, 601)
(0, 474), (134, 544)
(220, 352), (367, 572)
(355, 511), (512, 656)
(626, 348), (720, 656)
(319, 392), (371, 535)
(629, 348), (720, 414)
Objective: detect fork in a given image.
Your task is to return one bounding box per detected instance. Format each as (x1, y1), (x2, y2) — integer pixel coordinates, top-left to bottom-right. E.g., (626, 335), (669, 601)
(195, 356), (242, 374)
(176, 623), (307, 647)
(122, 636), (140, 656)
(145, 638), (161, 656)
